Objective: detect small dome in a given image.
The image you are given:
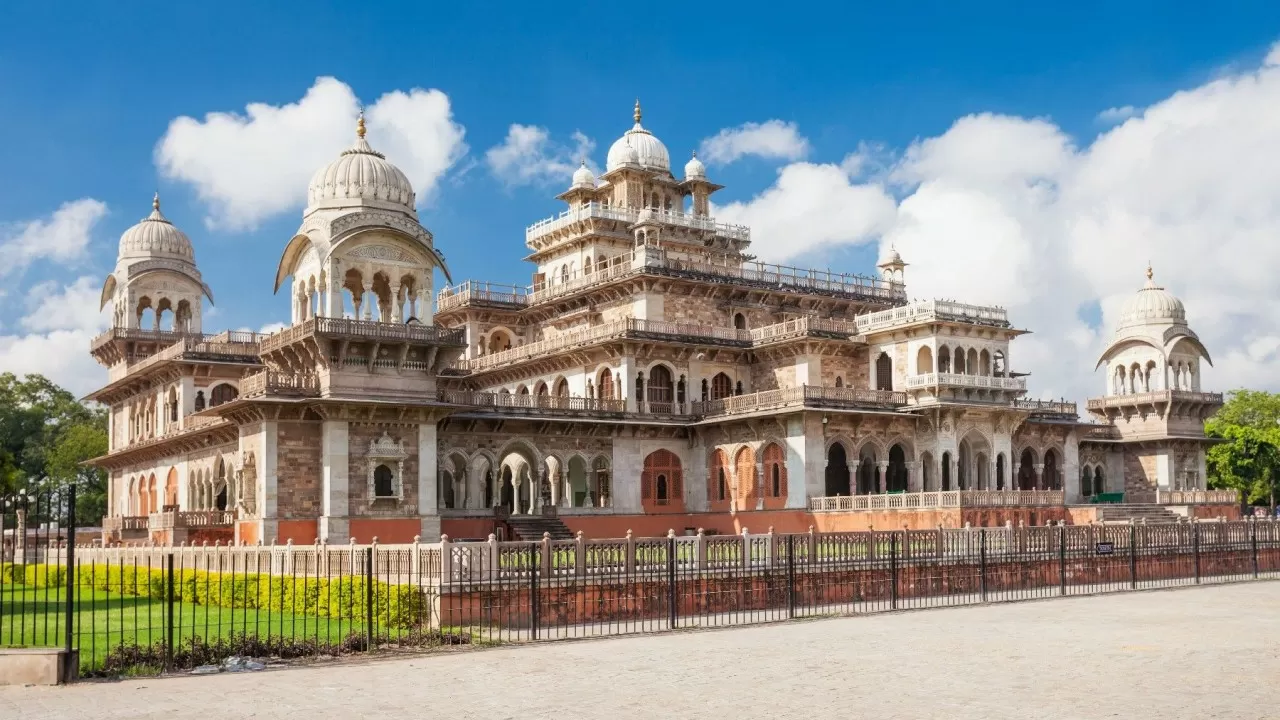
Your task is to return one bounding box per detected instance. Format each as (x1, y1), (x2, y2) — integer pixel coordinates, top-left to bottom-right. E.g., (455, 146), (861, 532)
(1117, 266), (1186, 329)
(571, 160), (596, 188)
(605, 100), (670, 172)
(118, 194), (195, 261)
(684, 151), (706, 179)
(307, 113), (416, 213)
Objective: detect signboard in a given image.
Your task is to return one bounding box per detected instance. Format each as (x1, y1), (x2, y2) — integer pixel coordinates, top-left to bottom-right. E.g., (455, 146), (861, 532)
(1095, 542), (1115, 555)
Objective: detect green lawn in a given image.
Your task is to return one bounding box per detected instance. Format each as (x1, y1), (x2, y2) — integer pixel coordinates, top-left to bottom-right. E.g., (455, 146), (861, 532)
(1, 585), (394, 673)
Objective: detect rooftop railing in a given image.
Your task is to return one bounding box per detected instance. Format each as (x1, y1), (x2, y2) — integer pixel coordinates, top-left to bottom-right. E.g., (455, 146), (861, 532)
(439, 389), (627, 414)
(437, 247), (905, 312)
(808, 490), (1064, 511)
(525, 203), (750, 244)
(691, 384), (907, 417)
(260, 317), (466, 354)
(240, 370), (321, 399)
(856, 299), (1010, 334)
(1012, 398), (1079, 418)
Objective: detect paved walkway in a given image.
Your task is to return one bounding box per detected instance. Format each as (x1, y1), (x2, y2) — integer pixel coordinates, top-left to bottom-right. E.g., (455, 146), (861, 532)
(4, 582), (1278, 719)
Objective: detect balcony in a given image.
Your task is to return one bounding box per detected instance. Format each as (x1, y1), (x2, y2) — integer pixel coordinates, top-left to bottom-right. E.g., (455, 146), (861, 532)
(524, 203), (750, 245)
(749, 316), (862, 345)
(906, 372), (1026, 392)
(260, 317), (466, 355)
(856, 299), (1011, 334)
(692, 385), (907, 418)
(440, 389), (626, 415)
(1085, 390), (1224, 411)
(240, 370), (321, 399)
(436, 281), (529, 313)
(148, 510), (237, 530)
(1123, 489), (1239, 505)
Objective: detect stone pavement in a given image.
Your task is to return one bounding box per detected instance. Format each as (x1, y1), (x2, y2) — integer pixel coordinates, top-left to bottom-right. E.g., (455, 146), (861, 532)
(3, 582), (1278, 720)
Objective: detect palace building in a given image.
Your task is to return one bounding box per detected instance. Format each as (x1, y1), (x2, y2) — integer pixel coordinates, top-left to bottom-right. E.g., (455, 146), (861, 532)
(90, 104), (1235, 546)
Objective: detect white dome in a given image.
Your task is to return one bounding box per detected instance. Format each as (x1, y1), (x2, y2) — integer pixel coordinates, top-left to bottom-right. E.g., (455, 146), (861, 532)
(307, 115), (415, 213)
(571, 160), (596, 188)
(684, 152), (706, 179)
(118, 195), (194, 261)
(605, 101), (670, 173)
(1117, 267), (1186, 329)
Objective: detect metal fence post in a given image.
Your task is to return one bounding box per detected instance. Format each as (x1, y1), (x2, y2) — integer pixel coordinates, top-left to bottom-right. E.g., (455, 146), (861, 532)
(1192, 520), (1200, 584)
(890, 531), (899, 610)
(364, 547), (374, 649)
(166, 553), (175, 671)
(529, 543), (539, 641)
(1129, 523), (1137, 590)
(63, 486), (77, 669)
(1252, 519), (1259, 579)
(786, 534), (796, 619)
(979, 528), (987, 603)
(667, 534), (677, 630)
(1058, 524), (1067, 596)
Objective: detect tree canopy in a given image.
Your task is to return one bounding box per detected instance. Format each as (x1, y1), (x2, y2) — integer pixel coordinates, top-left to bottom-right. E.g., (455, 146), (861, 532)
(1206, 389), (1280, 510)
(0, 372), (108, 524)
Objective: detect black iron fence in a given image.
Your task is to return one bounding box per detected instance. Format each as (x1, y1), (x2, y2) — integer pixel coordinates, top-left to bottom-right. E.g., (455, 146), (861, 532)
(3, 512), (1279, 677)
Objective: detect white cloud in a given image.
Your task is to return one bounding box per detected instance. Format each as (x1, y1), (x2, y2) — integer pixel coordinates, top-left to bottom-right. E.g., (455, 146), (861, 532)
(21, 276), (109, 334)
(714, 162), (898, 260)
(156, 77), (467, 231)
(1097, 105), (1138, 125)
(721, 51), (1280, 400)
(484, 125), (594, 186)
(699, 120), (810, 164)
(0, 199), (108, 277)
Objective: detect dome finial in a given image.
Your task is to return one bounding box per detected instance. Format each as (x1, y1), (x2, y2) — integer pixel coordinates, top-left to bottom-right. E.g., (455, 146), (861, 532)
(356, 108), (366, 139)
(1145, 263), (1153, 281)
(634, 98), (642, 124)
(152, 192), (160, 212)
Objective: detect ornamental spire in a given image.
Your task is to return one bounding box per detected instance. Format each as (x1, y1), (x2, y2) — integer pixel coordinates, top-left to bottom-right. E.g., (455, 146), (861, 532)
(634, 98), (642, 124)
(356, 109), (367, 139)
(152, 192), (160, 212)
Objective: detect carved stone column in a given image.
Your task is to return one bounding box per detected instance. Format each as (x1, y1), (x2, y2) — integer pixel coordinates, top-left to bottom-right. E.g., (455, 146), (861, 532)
(876, 461), (889, 494)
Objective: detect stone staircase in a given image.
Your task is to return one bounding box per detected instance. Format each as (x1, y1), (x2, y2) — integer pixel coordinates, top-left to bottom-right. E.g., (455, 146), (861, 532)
(505, 514), (575, 541)
(1096, 504), (1185, 524)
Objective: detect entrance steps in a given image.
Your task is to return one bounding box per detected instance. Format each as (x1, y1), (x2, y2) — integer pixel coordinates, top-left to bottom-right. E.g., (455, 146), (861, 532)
(1096, 504), (1185, 524)
(506, 514), (575, 541)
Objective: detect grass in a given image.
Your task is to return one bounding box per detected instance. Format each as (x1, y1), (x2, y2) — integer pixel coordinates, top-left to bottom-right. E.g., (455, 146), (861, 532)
(1, 584), (394, 672)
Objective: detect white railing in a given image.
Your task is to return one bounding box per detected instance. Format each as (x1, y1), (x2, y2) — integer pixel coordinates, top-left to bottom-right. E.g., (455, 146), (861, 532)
(1012, 399), (1078, 416)
(1086, 390), (1225, 411)
(749, 316), (861, 343)
(241, 371), (320, 398)
(857, 299), (1010, 334)
(436, 281), (529, 312)
(527, 255), (637, 305)
(439, 389), (626, 413)
(1130, 489), (1239, 505)
(691, 384), (907, 416)
(525, 203), (750, 244)
(905, 372), (1027, 391)
(808, 490), (1064, 511)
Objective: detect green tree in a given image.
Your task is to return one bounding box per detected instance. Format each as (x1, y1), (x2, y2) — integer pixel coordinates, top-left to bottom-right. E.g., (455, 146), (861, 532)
(1206, 390), (1280, 511)
(0, 373), (108, 524)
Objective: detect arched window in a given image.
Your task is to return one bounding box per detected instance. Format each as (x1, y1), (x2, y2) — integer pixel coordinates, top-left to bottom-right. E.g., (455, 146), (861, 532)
(834, 376), (844, 388)
(763, 442), (787, 507)
(711, 373), (733, 401)
(996, 453), (1006, 490)
(1043, 450), (1061, 490)
(938, 346), (952, 373)
(941, 451), (952, 491)
(1018, 449), (1037, 491)
(709, 449), (730, 508)
(887, 444), (908, 492)
(597, 369), (615, 400)
(517, 385), (529, 395)
(534, 382), (548, 397)
(875, 352), (893, 391)
(584, 256), (593, 274)
(735, 446), (758, 509)
(1081, 466), (1094, 497)
(553, 377), (569, 397)
(641, 449), (684, 511)
(559, 265), (569, 284)
(857, 447), (877, 495)
(953, 347), (966, 374)
(647, 365), (674, 413)
(917, 345), (934, 374)
(1094, 466), (1106, 494)
(194, 391), (206, 412)
(719, 468), (728, 501)
(733, 313), (747, 330)
(210, 384), (238, 407)
(374, 464), (395, 497)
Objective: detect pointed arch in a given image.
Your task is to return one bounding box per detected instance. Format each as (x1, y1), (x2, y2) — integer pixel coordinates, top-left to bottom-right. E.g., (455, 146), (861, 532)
(708, 448), (731, 511)
(735, 445), (758, 510)
(640, 449), (684, 512)
(762, 442), (787, 509)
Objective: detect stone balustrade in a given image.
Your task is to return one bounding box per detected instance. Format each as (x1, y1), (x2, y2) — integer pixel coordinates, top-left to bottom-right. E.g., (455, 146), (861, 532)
(856, 299), (1010, 334)
(260, 317), (466, 355)
(808, 490), (1065, 512)
(525, 202), (750, 244)
(1085, 390), (1225, 411)
(905, 372), (1027, 391)
(241, 370), (321, 398)
(1126, 489), (1239, 505)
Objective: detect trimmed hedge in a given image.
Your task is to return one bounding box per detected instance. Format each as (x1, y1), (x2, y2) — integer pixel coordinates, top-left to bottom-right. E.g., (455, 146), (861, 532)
(1, 563), (426, 629)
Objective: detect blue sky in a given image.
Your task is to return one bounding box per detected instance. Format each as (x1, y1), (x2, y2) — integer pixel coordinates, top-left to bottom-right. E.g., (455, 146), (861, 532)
(3, 2), (1280, 398)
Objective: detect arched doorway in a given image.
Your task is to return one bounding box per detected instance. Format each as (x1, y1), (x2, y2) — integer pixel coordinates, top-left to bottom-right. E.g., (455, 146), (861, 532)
(857, 445), (877, 495)
(735, 446), (757, 510)
(641, 449), (683, 511)
(1017, 449), (1037, 490)
(887, 444), (908, 492)
(711, 372), (733, 401)
(920, 451), (935, 491)
(875, 352), (893, 391)
(567, 456), (588, 507)
(1043, 449), (1061, 490)
(996, 453), (1006, 490)
(941, 451), (952, 491)
(825, 443), (850, 496)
